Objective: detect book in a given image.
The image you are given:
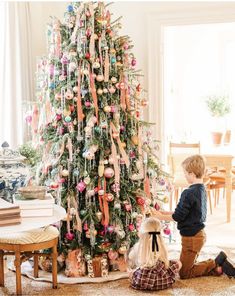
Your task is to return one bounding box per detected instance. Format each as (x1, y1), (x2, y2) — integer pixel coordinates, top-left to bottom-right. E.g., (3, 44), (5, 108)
(0, 198), (20, 215)
(0, 216), (21, 226)
(20, 208), (53, 217)
(0, 212), (21, 219)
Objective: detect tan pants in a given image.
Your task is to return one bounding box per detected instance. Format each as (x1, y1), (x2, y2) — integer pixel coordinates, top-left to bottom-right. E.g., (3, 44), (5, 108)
(179, 230), (216, 279)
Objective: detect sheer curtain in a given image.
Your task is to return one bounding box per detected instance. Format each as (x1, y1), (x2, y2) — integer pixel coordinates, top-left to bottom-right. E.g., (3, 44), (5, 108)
(0, 2), (33, 149)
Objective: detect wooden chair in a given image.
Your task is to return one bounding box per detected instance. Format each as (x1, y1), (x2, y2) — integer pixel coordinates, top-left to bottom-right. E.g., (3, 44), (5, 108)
(169, 142), (201, 154)
(168, 142), (201, 210)
(0, 226), (59, 295)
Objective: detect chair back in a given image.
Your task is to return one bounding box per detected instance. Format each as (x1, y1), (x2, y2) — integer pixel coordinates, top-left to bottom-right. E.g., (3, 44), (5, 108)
(169, 142), (201, 155)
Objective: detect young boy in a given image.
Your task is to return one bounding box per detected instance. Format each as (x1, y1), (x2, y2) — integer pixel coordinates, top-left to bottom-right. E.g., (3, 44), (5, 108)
(151, 154), (235, 279)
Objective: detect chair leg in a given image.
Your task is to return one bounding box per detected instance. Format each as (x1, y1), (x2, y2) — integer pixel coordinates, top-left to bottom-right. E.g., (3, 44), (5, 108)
(207, 190), (213, 215)
(15, 251), (22, 295)
(33, 253), (39, 278)
(0, 250), (4, 287)
(52, 244), (57, 289)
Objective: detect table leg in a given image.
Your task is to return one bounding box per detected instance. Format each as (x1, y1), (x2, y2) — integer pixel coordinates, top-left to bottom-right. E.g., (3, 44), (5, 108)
(225, 164), (232, 223)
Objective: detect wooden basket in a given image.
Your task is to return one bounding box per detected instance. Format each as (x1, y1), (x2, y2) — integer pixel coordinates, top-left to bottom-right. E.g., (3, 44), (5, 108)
(18, 186), (47, 200)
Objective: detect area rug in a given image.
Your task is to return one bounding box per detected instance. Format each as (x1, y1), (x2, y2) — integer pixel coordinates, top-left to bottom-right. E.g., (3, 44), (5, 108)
(7, 244), (227, 284)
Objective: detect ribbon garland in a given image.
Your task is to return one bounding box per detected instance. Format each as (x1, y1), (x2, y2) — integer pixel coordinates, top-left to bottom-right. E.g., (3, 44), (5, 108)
(77, 62), (85, 123)
(110, 122), (130, 168)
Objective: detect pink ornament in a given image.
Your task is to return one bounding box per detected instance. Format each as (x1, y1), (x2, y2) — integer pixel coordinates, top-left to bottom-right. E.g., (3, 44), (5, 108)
(164, 228), (171, 235)
(159, 178), (166, 186)
(76, 181), (86, 192)
(111, 183), (120, 192)
(107, 225), (115, 233)
(50, 182), (59, 189)
(110, 105), (116, 113)
(56, 114), (62, 121)
(129, 224), (135, 231)
(65, 232), (75, 241)
(59, 178), (66, 184)
(85, 101), (91, 107)
(120, 126), (125, 132)
(131, 58), (137, 66)
(83, 223), (88, 231)
(109, 86), (116, 94)
(123, 43), (129, 50)
(86, 28), (92, 37)
(108, 250), (118, 260)
(137, 197), (145, 206)
(154, 203), (160, 211)
(104, 167), (114, 179)
(129, 151), (136, 159)
(124, 204), (132, 212)
(25, 114), (32, 125)
(119, 82), (125, 89)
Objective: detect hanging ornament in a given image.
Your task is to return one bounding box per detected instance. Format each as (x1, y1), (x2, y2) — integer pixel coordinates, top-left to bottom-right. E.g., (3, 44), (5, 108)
(97, 88), (103, 95)
(131, 135), (139, 146)
(154, 202), (160, 211)
(114, 202), (121, 210)
(129, 224), (135, 231)
(64, 116), (72, 123)
(164, 227), (171, 235)
(111, 77), (117, 83)
(61, 169), (69, 177)
(50, 182), (59, 189)
(108, 250), (118, 260)
(96, 74), (104, 82)
(103, 106), (111, 113)
(65, 232), (75, 241)
(104, 167), (114, 179)
(76, 181), (86, 192)
(96, 211), (103, 221)
(106, 193), (114, 202)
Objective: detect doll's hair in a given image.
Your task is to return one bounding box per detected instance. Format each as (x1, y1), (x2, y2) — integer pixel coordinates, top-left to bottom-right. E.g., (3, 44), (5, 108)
(128, 217), (169, 269)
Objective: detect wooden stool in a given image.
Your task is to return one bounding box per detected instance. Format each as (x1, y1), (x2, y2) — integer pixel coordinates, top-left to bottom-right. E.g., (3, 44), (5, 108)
(0, 226), (59, 295)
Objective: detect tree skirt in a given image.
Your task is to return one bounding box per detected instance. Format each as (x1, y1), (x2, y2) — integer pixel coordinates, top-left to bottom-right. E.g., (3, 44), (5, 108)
(8, 244), (225, 284)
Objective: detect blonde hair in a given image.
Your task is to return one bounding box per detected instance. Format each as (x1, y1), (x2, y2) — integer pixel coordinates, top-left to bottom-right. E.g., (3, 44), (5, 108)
(182, 154), (205, 178)
(128, 217), (169, 269)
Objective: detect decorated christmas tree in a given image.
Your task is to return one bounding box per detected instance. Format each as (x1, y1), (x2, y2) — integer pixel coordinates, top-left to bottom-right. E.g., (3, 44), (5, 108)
(33, 2), (170, 263)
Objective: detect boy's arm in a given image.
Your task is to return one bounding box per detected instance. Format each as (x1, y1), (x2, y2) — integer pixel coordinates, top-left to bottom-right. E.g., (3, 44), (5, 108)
(150, 208), (174, 221)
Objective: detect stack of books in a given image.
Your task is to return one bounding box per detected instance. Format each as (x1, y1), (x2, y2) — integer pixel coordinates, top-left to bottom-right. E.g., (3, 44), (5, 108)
(13, 194), (55, 217)
(0, 198), (21, 226)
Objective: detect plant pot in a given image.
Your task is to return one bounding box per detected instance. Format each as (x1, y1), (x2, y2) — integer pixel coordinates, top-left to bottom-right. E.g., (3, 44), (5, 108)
(211, 132), (223, 146)
(223, 130), (231, 145)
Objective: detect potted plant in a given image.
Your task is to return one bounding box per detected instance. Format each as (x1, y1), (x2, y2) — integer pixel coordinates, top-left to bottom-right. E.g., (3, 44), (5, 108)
(205, 95), (231, 145)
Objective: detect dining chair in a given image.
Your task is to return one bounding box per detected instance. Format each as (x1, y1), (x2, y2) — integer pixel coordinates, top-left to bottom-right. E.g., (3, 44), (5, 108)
(168, 142), (201, 210)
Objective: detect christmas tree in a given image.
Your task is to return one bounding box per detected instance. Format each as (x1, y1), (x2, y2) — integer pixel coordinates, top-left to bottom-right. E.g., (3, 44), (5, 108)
(34, 2), (170, 259)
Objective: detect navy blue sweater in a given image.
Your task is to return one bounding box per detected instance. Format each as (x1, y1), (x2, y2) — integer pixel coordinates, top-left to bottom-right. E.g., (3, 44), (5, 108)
(172, 184), (207, 236)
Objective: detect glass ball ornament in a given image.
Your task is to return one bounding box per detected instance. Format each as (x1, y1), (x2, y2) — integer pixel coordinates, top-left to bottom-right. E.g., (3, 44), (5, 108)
(95, 211), (103, 221)
(104, 167), (114, 179)
(73, 169), (80, 177)
(106, 193), (114, 202)
(76, 181), (86, 192)
(64, 116), (72, 123)
(96, 74), (104, 82)
(84, 176), (91, 185)
(61, 169), (69, 177)
(114, 202), (121, 210)
(108, 250), (118, 260)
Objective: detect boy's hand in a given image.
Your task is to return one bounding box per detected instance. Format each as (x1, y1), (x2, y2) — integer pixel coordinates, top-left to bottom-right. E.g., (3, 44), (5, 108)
(149, 207), (164, 220)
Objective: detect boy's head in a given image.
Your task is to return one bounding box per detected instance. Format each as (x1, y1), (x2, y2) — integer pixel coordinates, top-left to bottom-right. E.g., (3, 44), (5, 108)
(182, 154), (205, 180)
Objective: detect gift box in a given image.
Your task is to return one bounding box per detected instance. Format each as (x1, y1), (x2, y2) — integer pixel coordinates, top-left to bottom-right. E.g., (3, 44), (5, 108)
(65, 249), (86, 277)
(86, 254), (109, 277)
(109, 255), (127, 272)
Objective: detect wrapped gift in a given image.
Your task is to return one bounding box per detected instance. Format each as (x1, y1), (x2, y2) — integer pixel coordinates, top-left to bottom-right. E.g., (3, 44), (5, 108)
(86, 254), (109, 277)
(38, 254), (65, 272)
(65, 249), (86, 277)
(109, 255), (127, 272)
